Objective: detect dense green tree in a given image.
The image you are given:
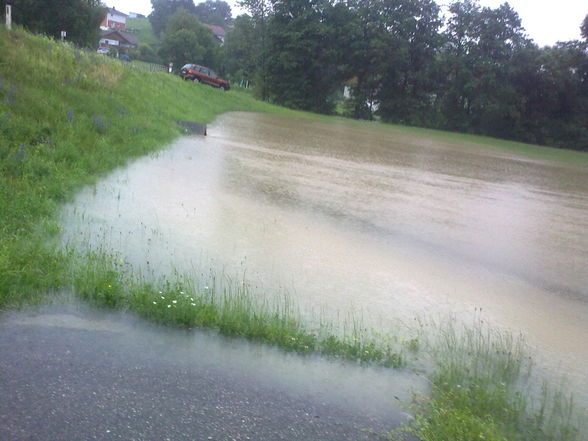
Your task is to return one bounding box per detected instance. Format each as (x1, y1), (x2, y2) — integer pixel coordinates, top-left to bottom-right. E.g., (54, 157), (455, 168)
(149, 0), (197, 36)
(194, 0), (232, 27)
(581, 14), (588, 41)
(264, 0), (352, 113)
(341, 0), (384, 119)
(237, 0), (273, 98)
(516, 41), (588, 149)
(158, 9), (220, 69)
(436, 1), (531, 137)
(0, 0), (104, 47)
(376, 0), (443, 125)
(223, 14), (258, 82)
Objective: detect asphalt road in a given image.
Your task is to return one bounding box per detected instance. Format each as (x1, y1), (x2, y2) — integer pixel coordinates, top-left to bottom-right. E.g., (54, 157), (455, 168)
(0, 304), (415, 441)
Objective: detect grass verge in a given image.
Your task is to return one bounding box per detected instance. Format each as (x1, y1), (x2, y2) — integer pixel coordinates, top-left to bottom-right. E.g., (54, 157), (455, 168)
(70, 251), (404, 367)
(1, 27), (585, 441)
(386, 316), (583, 441)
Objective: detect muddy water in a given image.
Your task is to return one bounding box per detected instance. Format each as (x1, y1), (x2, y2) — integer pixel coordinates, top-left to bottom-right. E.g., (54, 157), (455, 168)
(61, 112), (588, 403)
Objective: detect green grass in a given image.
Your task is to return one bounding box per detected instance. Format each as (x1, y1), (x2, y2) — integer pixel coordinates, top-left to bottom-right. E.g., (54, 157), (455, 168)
(0, 27), (585, 441)
(396, 125), (588, 165)
(0, 26), (292, 308)
(69, 251), (404, 367)
(386, 316), (583, 441)
(126, 17), (160, 47)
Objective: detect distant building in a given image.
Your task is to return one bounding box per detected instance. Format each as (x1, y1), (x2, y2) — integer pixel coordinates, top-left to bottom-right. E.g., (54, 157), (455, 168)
(128, 12), (145, 19)
(204, 24), (226, 44)
(100, 7), (128, 31)
(98, 29), (138, 55)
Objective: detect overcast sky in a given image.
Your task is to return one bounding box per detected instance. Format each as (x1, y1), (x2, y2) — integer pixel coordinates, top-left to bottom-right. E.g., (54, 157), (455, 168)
(111, 0), (587, 47)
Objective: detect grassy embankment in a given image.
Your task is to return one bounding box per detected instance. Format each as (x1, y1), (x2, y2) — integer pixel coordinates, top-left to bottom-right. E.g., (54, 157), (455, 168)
(0, 28), (585, 441)
(0, 26), (399, 365)
(126, 17), (160, 48)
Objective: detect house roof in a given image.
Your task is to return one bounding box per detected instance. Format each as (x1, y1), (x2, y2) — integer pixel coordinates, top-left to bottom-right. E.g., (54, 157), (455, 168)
(100, 29), (138, 46)
(107, 7), (128, 18)
(204, 24), (226, 38)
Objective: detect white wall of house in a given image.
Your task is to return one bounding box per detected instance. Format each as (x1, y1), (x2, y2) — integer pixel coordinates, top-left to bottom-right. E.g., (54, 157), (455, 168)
(99, 38), (120, 46)
(101, 9), (127, 30)
(107, 11), (126, 25)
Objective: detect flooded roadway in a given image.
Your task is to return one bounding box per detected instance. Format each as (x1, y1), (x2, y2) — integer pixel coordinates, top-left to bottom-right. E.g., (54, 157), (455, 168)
(0, 303), (414, 440)
(60, 112), (588, 406)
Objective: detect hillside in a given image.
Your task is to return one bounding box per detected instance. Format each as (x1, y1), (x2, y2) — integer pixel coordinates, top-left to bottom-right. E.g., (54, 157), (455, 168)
(0, 26), (286, 306)
(126, 17), (160, 47)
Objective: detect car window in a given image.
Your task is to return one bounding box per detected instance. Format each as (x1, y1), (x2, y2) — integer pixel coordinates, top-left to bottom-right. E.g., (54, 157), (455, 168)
(181, 64), (191, 70)
(209, 70), (217, 78)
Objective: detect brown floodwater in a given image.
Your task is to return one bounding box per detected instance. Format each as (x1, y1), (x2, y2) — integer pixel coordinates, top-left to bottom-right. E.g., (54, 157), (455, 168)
(61, 112), (588, 405)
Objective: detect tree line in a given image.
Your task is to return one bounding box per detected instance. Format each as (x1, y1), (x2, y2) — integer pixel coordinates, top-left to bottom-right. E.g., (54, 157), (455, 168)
(224, 0), (588, 150)
(3, 0), (587, 150)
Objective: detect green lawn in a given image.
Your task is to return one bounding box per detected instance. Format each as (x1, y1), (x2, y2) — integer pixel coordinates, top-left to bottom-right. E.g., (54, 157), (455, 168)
(126, 17), (160, 47)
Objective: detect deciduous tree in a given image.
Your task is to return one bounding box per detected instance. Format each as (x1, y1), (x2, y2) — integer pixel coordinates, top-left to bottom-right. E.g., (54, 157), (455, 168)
(194, 0), (232, 27)
(263, 0), (353, 113)
(159, 9), (220, 69)
(149, 0), (197, 36)
(223, 14), (258, 82)
(0, 0), (105, 47)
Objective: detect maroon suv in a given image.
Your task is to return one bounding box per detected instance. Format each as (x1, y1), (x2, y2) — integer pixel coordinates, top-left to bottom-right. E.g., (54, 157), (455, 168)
(180, 64), (230, 90)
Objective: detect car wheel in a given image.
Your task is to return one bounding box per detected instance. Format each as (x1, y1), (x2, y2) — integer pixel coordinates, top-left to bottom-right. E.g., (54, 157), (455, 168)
(220, 85), (226, 91)
(193, 78), (201, 83)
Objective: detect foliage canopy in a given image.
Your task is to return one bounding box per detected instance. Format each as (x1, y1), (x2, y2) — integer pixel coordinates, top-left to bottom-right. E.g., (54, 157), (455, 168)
(0, 0), (104, 47)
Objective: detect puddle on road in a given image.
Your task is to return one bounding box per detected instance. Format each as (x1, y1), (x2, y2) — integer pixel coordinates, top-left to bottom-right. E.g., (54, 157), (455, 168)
(1, 303), (423, 424)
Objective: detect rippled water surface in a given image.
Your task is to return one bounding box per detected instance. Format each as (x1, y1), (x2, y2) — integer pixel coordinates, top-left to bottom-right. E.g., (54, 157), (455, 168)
(61, 112), (588, 402)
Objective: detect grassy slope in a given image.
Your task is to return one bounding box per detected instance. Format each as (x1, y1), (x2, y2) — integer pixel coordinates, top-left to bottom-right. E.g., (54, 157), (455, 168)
(0, 26), (292, 306)
(126, 17), (160, 47)
(0, 27), (403, 367)
(1, 28), (585, 441)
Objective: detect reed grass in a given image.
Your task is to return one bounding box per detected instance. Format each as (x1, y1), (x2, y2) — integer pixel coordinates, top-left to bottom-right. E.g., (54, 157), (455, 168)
(386, 314), (584, 441)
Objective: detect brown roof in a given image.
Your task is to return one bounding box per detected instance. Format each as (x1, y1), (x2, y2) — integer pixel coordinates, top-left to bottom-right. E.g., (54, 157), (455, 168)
(100, 29), (139, 46)
(204, 24), (226, 38)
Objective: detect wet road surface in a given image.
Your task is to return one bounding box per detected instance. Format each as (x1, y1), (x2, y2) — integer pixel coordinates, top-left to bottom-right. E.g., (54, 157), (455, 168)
(0, 304), (415, 441)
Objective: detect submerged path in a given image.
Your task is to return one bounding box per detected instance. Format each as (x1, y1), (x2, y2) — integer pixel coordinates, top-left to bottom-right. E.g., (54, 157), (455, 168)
(0, 304), (410, 441)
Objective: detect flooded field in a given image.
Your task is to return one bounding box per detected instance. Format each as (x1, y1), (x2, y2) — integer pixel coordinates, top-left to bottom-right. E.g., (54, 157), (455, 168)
(61, 112), (588, 405)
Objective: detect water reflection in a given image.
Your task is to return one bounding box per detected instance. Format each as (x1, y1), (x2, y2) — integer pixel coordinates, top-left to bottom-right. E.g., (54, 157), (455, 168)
(61, 112), (588, 404)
